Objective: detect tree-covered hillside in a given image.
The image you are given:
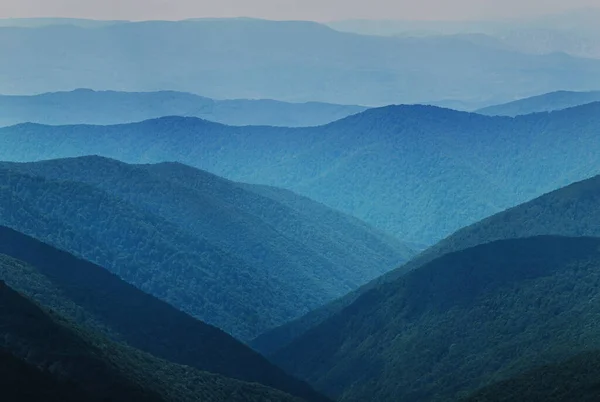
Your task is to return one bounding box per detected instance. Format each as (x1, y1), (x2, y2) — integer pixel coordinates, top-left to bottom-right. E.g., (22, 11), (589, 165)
(255, 171), (600, 355)
(462, 351), (600, 402)
(1, 103), (599, 245)
(0, 160), (409, 340)
(0, 89), (367, 127)
(402, 173), (600, 282)
(0, 278), (310, 402)
(272, 236), (600, 402)
(0, 225), (329, 402)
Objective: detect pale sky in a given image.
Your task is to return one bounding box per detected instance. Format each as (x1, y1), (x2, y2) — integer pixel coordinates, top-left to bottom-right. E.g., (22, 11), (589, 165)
(0, 0), (598, 21)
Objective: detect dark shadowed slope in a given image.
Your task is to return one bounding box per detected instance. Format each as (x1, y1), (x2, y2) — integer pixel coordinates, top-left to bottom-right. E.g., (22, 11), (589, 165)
(477, 90), (600, 116)
(0, 225), (330, 402)
(272, 237), (600, 402)
(0, 160), (411, 339)
(0, 278), (312, 402)
(2, 20), (600, 106)
(0, 279), (164, 402)
(0, 89), (367, 127)
(2, 103), (600, 247)
(0, 348), (101, 402)
(461, 351), (600, 402)
(255, 172), (600, 355)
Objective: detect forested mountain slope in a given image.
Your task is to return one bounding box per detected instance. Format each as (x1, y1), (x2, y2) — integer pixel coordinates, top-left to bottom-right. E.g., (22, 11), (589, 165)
(2, 103), (600, 247)
(477, 90), (600, 116)
(0, 278), (310, 402)
(461, 351), (600, 402)
(402, 173), (600, 281)
(272, 237), (600, 402)
(0, 161), (409, 339)
(0, 225), (330, 402)
(0, 89), (367, 127)
(2, 156), (411, 281)
(255, 173), (600, 355)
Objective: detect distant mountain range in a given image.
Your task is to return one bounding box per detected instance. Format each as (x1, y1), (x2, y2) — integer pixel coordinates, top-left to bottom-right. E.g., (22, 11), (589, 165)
(0, 17), (125, 28)
(0, 225), (328, 402)
(0, 157), (411, 340)
(271, 236), (600, 402)
(327, 8), (600, 59)
(0, 89), (367, 127)
(2, 19), (600, 106)
(2, 103), (600, 246)
(476, 90), (600, 116)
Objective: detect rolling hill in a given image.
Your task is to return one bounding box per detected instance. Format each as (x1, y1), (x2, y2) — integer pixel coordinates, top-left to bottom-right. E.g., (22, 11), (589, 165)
(477, 90), (600, 116)
(254, 170), (600, 355)
(2, 19), (600, 106)
(0, 89), (367, 127)
(271, 236), (600, 402)
(0, 158), (410, 339)
(2, 103), (600, 246)
(0, 278), (313, 402)
(0, 225), (330, 402)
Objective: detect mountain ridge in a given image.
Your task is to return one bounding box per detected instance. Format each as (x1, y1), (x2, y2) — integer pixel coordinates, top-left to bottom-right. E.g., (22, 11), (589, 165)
(0, 157), (411, 339)
(254, 170), (600, 355)
(0, 88), (367, 128)
(477, 90), (600, 116)
(0, 224), (330, 402)
(272, 236), (600, 402)
(2, 19), (600, 106)
(2, 102), (600, 246)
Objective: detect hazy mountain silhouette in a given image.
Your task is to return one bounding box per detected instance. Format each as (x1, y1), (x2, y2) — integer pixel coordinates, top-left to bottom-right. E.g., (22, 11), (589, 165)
(0, 89), (367, 127)
(477, 90), (600, 116)
(328, 9), (600, 59)
(0, 18), (125, 28)
(2, 19), (600, 106)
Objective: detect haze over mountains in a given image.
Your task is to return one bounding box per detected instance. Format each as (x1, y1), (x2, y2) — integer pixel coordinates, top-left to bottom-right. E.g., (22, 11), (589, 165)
(1, 19), (600, 106)
(2, 102), (600, 245)
(328, 8), (600, 59)
(476, 90), (600, 116)
(0, 89), (367, 127)
(3, 8), (600, 402)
